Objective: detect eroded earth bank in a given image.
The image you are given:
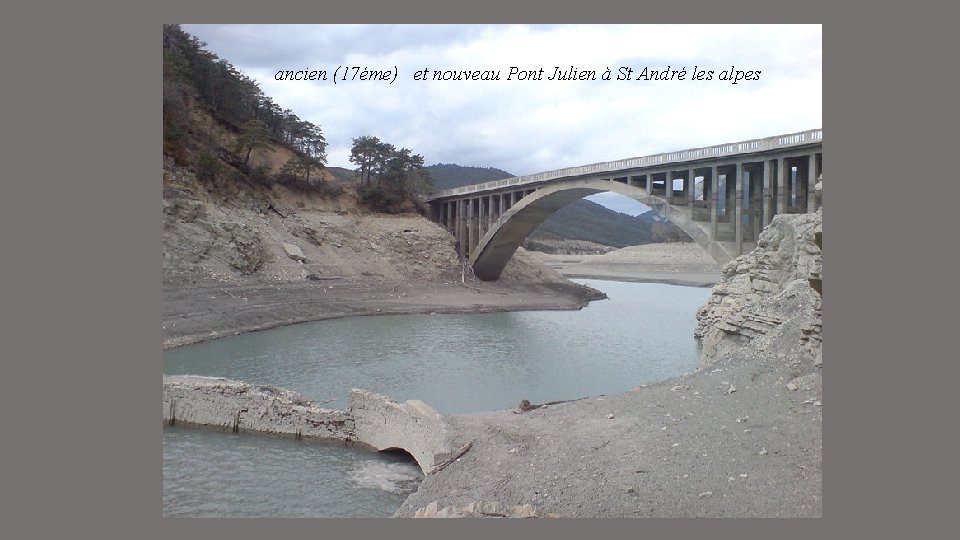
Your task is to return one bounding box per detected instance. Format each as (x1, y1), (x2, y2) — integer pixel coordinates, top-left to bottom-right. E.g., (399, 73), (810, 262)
(162, 159), (603, 350)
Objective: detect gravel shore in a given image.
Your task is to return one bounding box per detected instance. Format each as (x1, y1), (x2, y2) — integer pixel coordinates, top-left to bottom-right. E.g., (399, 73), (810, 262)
(395, 346), (822, 517)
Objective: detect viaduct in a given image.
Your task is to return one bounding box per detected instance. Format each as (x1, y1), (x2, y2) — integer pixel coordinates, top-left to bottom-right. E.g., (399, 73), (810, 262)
(426, 129), (822, 280)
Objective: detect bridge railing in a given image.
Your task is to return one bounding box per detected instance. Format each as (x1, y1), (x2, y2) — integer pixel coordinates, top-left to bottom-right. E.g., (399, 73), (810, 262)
(429, 128), (823, 200)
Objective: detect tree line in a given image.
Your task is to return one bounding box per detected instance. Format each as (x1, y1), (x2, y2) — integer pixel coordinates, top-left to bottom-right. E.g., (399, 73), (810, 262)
(163, 24), (328, 191)
(163, 25), (432, 210)
(163, 24), (327, 166)
(349, 135), (433, 211)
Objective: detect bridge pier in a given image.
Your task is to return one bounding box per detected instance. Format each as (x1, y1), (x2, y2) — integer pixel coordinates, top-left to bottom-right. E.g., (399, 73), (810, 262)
(807, 153), (819, 213)
(711, 165), (719, 239)
(776, 157), (788, 216)
(457, 199), (470, 259)
(731, 163), (744, 255)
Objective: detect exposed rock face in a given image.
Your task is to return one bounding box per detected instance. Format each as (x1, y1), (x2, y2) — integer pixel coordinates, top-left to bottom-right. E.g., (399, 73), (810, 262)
(694, 209), (822, 370)
(223, 222), (264, 274)
(162, 179), (265, 276)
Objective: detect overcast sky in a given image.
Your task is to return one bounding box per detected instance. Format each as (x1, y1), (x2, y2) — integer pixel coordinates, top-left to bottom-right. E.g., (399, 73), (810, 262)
(182, 24), (820, 214)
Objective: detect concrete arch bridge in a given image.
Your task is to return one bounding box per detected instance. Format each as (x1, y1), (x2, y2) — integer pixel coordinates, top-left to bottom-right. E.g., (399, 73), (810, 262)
(426, 129), (822, 280)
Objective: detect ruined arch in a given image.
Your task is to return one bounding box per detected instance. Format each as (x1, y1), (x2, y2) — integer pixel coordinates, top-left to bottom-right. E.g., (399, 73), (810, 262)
(470, 178), (724, 281)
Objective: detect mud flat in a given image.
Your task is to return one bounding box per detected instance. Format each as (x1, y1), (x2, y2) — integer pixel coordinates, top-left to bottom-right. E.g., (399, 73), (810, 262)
(163, 277), (603, 350)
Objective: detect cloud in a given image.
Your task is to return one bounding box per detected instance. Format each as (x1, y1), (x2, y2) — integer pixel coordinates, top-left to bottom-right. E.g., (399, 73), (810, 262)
(181, 24), (821, 176)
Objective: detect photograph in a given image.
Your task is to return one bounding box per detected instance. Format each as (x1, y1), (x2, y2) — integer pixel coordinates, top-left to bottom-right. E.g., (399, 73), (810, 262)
(162, 23), (823, 518)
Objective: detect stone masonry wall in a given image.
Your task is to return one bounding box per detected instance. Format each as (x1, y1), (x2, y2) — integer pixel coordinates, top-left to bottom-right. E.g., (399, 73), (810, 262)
(163, 375), (355, 442)
(348, 389), (458, 473)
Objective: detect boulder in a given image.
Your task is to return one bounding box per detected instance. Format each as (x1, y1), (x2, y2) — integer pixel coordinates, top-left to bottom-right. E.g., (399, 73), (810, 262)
(282, 242), (307, 263)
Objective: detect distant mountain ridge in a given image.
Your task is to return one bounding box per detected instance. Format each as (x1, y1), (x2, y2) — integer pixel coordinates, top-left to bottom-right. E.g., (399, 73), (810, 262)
(427, 163), (514, 191)
(425, 163), (688, 250)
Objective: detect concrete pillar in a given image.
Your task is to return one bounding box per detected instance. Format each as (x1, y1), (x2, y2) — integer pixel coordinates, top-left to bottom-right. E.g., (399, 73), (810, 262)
(479, 197), (487, 236)
(510, 191), (517, 206)
(752, 168), (762, 240)
(776, 157), (788, 215)
(456, 199), (465, 259)
(488, 195), (494, 229)
(710, 165), (719, 239)
(462, 199), (470, 258)
(807, 153), (818, 213)
(763, 160), (773, 226)
(687, 169), (696, 207)
(489, 197), (495, 235)
(470, 198), (479, 254)
(734, 162), (743, 255)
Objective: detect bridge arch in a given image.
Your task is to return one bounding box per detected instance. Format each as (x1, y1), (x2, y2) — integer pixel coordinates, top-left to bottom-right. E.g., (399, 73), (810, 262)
(470, 179), (715, 281)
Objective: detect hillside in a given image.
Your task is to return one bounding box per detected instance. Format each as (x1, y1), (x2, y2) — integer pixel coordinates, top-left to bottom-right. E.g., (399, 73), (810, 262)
(428, 163), (513, 190)
(161, 25), (585, 302)
(427, 163), (689, 253)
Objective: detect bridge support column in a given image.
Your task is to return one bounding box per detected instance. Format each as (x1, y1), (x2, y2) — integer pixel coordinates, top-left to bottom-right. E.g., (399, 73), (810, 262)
(465, 198), (473, 255)
(487, 195), (494, 230)
(470, 198), (479, 255)
(763, 160), (773, 227)
(734, 162), (744, 256)
(710, 165), (719, 239)
(687, 169), (696, 207)
(452, 201), (459, 233)
(807, 153), (818, 213)
(456, 199), (465, 259)
(479, 197), (487, 237)
(776, 157), (788, 216)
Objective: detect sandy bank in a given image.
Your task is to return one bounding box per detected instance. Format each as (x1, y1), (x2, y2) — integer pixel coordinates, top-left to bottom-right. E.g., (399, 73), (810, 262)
(532, 242), (721, 287)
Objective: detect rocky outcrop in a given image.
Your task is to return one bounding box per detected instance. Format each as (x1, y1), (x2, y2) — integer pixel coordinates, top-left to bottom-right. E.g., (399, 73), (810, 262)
(281, 242), (307, 263)
(694, 209), (822, 370)
(162, 179), (265, 276)
(223, 222), (264, 274)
